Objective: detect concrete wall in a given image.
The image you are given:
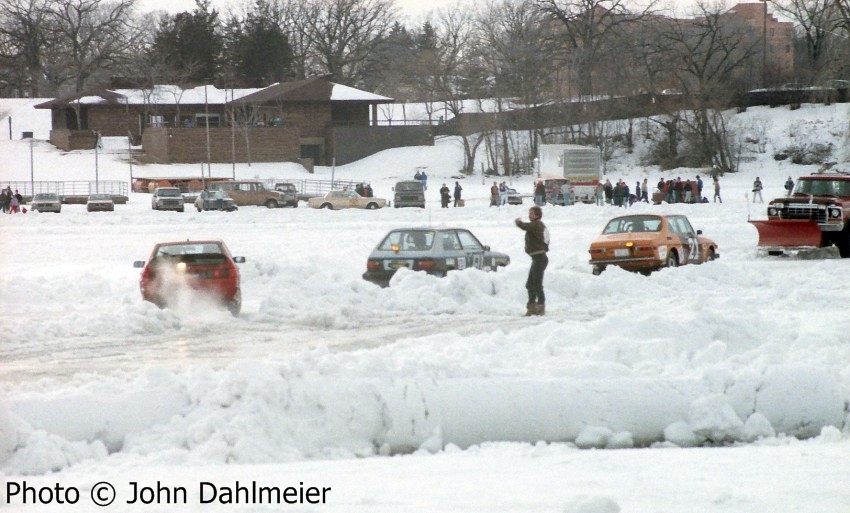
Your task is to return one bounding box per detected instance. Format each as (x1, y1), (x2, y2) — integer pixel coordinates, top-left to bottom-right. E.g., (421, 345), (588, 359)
(141, 126), (301, 164)
(49, 129), (98, 151)
(88, 107), (139, 137)
(330, 125), (434, 165)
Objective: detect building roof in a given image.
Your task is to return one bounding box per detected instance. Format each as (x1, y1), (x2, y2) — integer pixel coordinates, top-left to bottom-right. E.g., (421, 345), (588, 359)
(34, 85), (260, 109)
(34, 76), (392, 109)
(231, 76), (393, 105)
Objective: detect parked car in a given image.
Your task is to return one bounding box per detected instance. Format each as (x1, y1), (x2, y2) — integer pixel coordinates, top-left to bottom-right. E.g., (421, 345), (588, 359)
(209, 180), (294, 208)
(393, 180), (426, 208)
(308, 190), (387, 210)
(31, 192), (61, 213)
(505, 187), (524, 205)
(363, 227), (510, 287)
(194, 190), (238, 212)
(151, 187), (185, 212)
(133, 240), (245, 316)
(273, 182), (300, 207)
(588, 214), (718, 276)
(86, 193), (114, 212)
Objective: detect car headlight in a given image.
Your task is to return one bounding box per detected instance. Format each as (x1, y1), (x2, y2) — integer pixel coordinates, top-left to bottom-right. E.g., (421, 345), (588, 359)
(767, 207), (778, 216)
(829, 207), (842, 219)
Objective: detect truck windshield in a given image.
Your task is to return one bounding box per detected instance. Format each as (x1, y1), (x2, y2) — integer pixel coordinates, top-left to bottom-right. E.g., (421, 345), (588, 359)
(794, 179), (850, 196)
(396, 182), (422, 192)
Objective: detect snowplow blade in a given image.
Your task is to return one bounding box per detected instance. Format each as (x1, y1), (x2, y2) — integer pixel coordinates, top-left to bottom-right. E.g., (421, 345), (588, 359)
(749, 220), (823, 249)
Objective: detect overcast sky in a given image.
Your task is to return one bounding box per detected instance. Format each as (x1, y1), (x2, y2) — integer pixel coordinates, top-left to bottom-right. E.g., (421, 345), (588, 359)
(136, 0), (458, 20)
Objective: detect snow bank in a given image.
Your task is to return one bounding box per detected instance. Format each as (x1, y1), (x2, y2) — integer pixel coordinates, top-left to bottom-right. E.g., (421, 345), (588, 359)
(2, 361), (844, 474)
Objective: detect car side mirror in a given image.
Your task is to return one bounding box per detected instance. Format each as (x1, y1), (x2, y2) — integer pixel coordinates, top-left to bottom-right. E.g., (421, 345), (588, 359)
(484, 245), (491, 251)
(233, 256), (246, 263)
(696, 229), (703, 235)
(133, 261), (146, 268)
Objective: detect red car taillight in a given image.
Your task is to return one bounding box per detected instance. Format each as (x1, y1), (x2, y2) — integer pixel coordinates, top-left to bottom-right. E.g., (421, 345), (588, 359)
(211, 265), (232, 279)
(366, 259), (380, 271)
(414, 259), (436, 271)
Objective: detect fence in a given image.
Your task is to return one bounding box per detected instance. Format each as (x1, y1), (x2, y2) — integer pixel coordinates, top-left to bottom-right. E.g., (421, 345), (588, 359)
(1, 180), (129, 202)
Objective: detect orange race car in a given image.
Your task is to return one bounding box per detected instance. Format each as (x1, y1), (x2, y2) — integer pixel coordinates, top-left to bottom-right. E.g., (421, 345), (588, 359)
(588, 214), (719, 275)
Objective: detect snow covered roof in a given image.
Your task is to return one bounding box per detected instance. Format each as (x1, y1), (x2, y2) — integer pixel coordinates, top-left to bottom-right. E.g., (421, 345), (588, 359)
(35, 77), (393, 109)
(34, 85), (261, 108)
(230, 76), (393, 105)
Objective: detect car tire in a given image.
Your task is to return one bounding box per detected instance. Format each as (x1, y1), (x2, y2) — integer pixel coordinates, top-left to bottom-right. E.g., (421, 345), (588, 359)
(592, 264), (605, 276)
(227, 294), (242, 317)
(366, 202), (378, 210)
(706, 247), (717, 261)
(178, 207), (184, 213)
(666, 250), (679, 268)
(321, 203), (333, 209)
(265, 199), (278, 208)
(836, 225), (850, 258)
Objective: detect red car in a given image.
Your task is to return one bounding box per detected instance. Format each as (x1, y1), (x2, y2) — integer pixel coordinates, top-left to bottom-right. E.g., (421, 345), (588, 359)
(133, 240), (245, 315)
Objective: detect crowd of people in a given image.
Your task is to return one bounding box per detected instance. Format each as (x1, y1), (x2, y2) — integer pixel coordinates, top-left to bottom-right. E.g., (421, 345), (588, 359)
(0, 186), (24, 213)
(354, 183), (374, 197)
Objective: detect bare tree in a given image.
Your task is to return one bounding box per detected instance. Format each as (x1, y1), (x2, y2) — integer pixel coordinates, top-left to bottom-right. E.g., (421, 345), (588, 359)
(477, 0), (557, 174)
(774, 0), (844, 81)
(660, 1), (762, 171)
(292, 0), (396, 85)
(0, 0), (51, 97)
(535, 0), (660, 98)
(43, 0), (141, 92)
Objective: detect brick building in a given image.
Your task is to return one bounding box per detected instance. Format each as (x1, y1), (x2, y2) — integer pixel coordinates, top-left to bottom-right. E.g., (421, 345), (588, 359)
(34, 76), (434, 166)
(726, 2), (795, 83)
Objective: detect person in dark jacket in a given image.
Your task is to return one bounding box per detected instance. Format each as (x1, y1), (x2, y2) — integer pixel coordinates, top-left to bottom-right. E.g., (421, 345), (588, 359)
(515, 206), (550, 316)
(453, 181), (462, 207)
(439, 183), (451, 208)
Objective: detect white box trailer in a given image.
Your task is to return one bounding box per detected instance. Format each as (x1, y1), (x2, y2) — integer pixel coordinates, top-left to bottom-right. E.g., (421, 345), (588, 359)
(538, 144), (602, 203)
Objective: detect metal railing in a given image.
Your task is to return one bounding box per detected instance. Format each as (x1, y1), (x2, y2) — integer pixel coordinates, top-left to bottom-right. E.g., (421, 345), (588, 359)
(1, 180), (128, 198)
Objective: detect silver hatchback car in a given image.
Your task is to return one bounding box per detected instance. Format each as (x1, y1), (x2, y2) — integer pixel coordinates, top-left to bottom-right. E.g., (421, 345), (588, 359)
(363, 227), (510, 287)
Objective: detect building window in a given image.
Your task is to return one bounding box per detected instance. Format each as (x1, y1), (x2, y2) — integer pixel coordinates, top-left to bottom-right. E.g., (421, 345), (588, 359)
(194, 113), (220, 127)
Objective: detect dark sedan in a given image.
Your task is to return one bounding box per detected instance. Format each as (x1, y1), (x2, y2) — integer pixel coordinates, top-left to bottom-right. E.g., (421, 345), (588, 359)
(363, 227), (510, 287)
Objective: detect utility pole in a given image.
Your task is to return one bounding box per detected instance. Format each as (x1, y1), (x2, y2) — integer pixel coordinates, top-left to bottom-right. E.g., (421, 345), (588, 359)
(762, 0), (768, 88)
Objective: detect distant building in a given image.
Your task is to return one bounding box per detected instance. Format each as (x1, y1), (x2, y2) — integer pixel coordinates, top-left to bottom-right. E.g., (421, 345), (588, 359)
(725, 3), (795, 84)
(34, 76), (433, 166)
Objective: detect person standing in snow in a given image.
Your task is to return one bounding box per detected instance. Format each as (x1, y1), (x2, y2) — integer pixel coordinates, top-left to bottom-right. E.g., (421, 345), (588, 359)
(752, 177), (764, 203)
(784, 176), (794, 196)
(453, 181), (462, 207)
(515, 206), (549, 316)
(439, 183), (451, 208)
(713, 176), (722, 203)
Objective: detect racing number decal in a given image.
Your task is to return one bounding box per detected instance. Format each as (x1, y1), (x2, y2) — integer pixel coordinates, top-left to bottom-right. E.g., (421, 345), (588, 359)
(687, 236), (699, 263)
(472, 254), (483, 269)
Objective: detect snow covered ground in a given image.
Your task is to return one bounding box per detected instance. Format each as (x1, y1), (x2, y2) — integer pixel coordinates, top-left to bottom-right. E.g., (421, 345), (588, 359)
(1, 99), (849, 512)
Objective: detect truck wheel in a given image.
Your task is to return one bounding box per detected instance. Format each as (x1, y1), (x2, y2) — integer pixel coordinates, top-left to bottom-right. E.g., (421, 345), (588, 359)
(265, 199), (278, 208)
(837, 226), (850, 258)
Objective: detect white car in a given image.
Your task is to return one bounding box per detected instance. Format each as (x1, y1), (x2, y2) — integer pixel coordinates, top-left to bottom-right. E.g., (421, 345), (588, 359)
(86, 193), (115, 212)
(31, 193), (62, 213)
(307, 190), (386, 210)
